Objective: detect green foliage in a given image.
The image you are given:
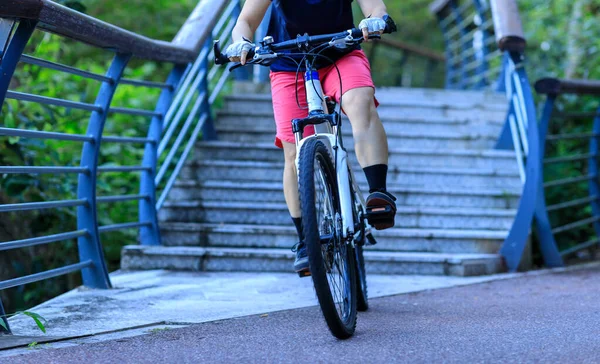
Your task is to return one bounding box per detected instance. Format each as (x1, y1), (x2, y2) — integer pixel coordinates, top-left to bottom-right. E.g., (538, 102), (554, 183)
(0, 311), (47, 333)
(355, 1), (446, 88)
(519, 0), (600, 81)
(517, 1), (600, 256)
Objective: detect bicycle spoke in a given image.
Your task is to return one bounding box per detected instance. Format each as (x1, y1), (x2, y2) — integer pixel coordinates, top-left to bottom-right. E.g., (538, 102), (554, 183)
(302, 141), (357, 337)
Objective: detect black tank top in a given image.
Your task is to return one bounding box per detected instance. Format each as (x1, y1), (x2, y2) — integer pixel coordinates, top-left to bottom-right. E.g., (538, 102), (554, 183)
(267, 0), (358, 72)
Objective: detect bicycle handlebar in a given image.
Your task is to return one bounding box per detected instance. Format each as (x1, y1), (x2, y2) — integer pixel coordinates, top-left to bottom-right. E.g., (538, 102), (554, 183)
(214, 15), (397, 67)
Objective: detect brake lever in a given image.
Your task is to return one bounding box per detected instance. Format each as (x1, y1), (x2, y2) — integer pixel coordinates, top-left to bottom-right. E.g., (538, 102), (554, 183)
(229, 62), (244, 72)
(229, 58), (261, 72)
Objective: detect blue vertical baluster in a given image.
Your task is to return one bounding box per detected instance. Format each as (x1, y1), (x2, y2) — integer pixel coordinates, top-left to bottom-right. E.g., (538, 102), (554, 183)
(588, 106), (600, 244)
(495, 50), (510, 93)
(495, 53), (514, 150)
(0, 20), (36, 104)
(0, 20), (37, 336)
(437, 10), (456, 89)
(534, 95), (563, 267)
(77, 53), (131, 289)
(139, 65), (187, 246)
(0, 298), (9, 334)
(450, 0), (469, 89)
(200, 38), (218, 141)
(473, 0), (489, 88)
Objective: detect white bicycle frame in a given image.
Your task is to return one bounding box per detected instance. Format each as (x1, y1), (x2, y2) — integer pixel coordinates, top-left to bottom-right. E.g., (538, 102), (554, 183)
(294, 70), (370, 242)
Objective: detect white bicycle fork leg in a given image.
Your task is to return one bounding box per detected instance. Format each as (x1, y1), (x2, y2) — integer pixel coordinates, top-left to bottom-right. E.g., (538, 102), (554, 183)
(336, 149), (355, 241)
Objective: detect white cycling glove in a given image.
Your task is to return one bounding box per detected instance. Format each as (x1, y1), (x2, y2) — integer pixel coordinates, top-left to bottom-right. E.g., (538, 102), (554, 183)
(358, 17), (387, 39)
(224, 37), (255, 63)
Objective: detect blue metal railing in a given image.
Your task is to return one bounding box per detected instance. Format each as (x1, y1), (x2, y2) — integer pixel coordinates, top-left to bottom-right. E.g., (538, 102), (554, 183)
(430, 0), (501, 90)
(0, 0), (251, 334)
(532, 78), (600, 264)
(431, 0), (563, 271)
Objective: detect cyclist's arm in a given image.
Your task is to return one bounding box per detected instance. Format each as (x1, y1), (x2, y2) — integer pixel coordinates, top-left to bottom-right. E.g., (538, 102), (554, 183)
(232, 0), (270, 43)
(356, 0), (387, 18)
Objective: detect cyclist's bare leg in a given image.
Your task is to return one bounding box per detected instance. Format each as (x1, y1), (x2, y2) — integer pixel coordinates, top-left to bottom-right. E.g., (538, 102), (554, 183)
(341, 86), (396, 229)
(341, 87), (388, 167)
(282, 141), (301, 218)
(282, 140), (309, 273)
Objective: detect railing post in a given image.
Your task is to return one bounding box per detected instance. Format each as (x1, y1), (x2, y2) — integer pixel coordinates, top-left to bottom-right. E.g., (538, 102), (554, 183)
(396, 52), (411, 87)
(473, 0), (490, 88)
(0, 20), (36, 104)
(436, 10), (456, 89)
(495, 53), (514, 150)
(534, 96), (563, 267)
(77, 53), (131, 289)
(499, 52), (536, 271)
(588, 107), (600, 240)
(449, 0), (469, 89)
(0, 298), (9, 334)
(139, 65), (187, 246)
(424, 59), (438, 88)
(200, 38), (218, 141)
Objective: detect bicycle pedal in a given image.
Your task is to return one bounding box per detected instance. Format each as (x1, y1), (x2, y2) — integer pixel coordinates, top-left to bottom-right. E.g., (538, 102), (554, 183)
(297, 270), (311, 278)
(366, 205), (393, 217)
(366, 233), (378, 246)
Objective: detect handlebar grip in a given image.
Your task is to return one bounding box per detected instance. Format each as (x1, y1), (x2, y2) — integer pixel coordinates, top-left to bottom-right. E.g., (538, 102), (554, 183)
(382, 15), (398, 34)
(213, 40), (257, 66)
(213, 40), (230, 65)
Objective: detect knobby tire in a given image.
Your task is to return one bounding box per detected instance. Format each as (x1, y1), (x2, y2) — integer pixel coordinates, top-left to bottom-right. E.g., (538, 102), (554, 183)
(298, 138), (357, 339)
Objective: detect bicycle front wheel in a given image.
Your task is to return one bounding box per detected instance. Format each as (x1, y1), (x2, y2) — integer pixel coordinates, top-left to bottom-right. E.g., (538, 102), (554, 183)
(298, 138), (357, 339)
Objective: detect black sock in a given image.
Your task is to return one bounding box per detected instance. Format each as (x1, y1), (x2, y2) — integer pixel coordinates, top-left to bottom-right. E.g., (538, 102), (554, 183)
(292, 217), (304, 241)
(363, 164), (388, 193)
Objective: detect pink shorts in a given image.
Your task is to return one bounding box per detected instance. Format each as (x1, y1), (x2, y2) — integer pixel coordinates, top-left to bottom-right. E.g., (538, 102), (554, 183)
(269, 50), (379, 148)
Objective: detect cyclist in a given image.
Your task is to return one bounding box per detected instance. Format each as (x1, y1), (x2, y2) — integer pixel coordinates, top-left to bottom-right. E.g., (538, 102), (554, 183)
(225, 0), (397, 274)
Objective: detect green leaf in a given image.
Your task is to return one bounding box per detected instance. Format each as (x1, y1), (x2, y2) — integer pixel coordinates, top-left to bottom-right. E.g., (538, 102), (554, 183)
(22, 311), (47, 333)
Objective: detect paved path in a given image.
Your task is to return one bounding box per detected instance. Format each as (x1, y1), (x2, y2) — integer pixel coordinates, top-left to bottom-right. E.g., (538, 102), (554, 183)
(3, 270), (517, 339)
(4, 265), (600, 363)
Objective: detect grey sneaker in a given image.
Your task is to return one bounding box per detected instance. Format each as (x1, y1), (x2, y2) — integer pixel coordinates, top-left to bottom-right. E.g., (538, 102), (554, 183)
(292, 242), (309, 274)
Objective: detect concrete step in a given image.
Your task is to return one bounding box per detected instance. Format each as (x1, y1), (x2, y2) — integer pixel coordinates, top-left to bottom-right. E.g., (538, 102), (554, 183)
(213, 123), (499, 149)
(222, 94), (507, 124)
(120, 245), (505, 277)
(158, 201), (516, 230)
(157, 222), (507, 254)
(181, 160), (522, 189)
(169, 180), (520, 209)
(214, 113), (504, 139)
(194, 141), (518, 170)
(228, 87), (508, 110)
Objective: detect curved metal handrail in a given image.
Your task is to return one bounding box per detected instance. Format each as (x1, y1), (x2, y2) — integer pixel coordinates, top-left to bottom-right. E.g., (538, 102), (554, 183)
(0, 0), (242, 334)
(0, 0), (228, 63)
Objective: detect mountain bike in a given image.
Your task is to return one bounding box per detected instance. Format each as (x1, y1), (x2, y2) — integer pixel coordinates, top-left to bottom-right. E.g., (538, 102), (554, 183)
(214, 16), (396, 339)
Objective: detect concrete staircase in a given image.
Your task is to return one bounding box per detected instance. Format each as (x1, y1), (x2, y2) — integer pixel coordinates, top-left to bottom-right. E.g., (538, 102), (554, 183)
(122, 87), (520, 276)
